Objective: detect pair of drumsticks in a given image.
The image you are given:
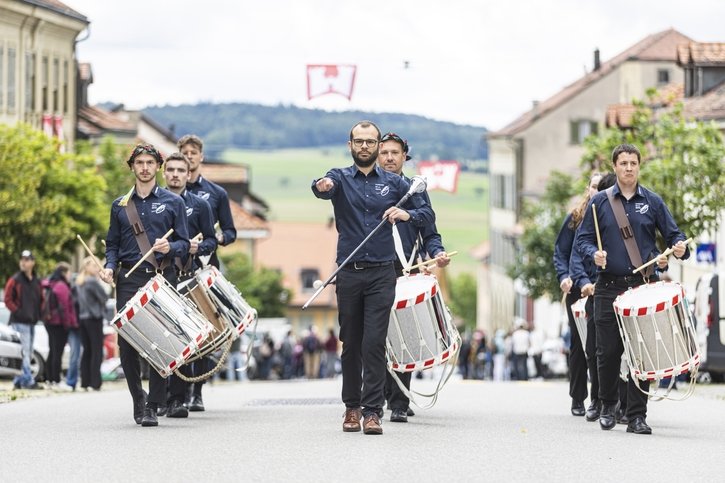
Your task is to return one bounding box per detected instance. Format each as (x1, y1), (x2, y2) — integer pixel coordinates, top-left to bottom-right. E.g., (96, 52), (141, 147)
(591, 205), (692, 274)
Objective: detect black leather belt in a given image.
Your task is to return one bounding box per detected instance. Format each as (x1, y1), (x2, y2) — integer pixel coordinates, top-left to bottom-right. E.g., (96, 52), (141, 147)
(118, 261), (168, 273)
(598, 273), (652, 285)
(344, 261), (393, 270)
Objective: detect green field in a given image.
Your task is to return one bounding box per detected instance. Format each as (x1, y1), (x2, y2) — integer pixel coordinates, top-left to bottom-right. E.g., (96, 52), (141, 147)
(223, 147), (488, 276)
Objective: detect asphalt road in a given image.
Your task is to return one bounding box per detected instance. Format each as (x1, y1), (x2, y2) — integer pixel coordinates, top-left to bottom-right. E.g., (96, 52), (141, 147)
(1, 377), (724, 482)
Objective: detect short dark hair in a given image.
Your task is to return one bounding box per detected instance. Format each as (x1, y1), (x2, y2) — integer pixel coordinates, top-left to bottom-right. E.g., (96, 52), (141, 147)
(611, 143), (641, 165)
(349, 120), (381, 142)
(597, 172), (617, 191)
(177, 134), (204, 152)
(127, 143), (164, 167)
(164, 152), (190, 170)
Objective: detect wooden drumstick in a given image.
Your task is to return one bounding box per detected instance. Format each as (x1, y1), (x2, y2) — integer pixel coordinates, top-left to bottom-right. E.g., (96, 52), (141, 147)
(405, 251), (459, 272)
(124, 228), (174, 278)
(592, 204), (605, 270)
(632, 237), (693, 274)
(77, 234), (115, 288)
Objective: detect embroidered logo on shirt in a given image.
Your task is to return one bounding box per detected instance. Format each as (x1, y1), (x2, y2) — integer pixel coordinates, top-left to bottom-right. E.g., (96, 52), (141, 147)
(197, 191), (211, 200)
(152, 203), (166, 214)
(380, 186), (390, 196)
(186, 207), (193, 217)
(636, 203), (649, 214)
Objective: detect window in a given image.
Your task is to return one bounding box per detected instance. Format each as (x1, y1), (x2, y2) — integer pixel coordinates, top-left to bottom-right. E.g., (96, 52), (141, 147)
(0, 47), (4, 110)
(657, 69), (670, 86)
(490, 174), (516, 211)
(300, 268), (320, 292)
(62, 60), (68, 113)
(7, 47), (16, 111)
(41, 56), (48, 111)
(570, 119), (598, 144)
(25, 52), (35, 112)
(52, 58), (59, 112)
(490, 229), (517, 269)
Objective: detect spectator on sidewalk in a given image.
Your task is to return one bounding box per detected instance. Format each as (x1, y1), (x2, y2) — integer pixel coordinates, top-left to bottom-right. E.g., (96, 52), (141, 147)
(75, 257), (109, 391)
(43, 262), (77, 391)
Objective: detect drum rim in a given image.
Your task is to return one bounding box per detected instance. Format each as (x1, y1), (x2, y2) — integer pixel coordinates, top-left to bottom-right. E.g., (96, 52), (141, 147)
(612, 281), (684, 316)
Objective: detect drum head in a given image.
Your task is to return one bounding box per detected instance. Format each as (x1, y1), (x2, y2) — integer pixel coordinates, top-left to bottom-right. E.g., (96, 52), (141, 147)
(394, 274), (437, 307)
(613, 281), (682, 316)
(571, 296), (587, 318)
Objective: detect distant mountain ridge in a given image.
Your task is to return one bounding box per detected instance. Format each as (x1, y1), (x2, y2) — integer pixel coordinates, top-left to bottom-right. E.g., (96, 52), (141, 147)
(143, 102), (488, 161)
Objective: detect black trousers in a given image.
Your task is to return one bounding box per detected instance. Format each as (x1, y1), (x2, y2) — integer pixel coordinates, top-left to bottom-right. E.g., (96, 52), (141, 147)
(336, 265), (396, 418)
(116, 267), (176, 407)
(566, 289), (588, 402)
(45, 324), (68, 383)
(79, 317), (104, 389)
(584, 297), (599, 402)
(385, 370), (411, 411)
(594, 276), (649, 418)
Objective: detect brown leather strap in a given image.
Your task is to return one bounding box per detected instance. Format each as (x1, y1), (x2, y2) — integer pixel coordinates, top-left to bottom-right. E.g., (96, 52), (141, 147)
(124, 196), (169, 271)
(605, 187), (653, 278)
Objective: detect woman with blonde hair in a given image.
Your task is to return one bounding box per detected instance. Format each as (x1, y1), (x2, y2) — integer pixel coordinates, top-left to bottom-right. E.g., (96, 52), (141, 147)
(75, 256), (109, 390)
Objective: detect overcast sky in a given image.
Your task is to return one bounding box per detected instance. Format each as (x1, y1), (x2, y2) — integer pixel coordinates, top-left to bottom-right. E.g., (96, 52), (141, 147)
(67, 0), (725, 130)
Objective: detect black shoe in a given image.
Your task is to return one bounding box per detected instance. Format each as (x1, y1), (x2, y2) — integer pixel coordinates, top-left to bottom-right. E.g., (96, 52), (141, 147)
(626, 416), (652, 435)
(571, 399), (585, 417)
(13, 381), (21, 390)
(133, 392), (147, 425)
(599, 403), (617, 430)
(141, 407), (158, 427)
(157, 404), (168, 417)
(585, 400), (601, 422)
(615, 408), (629, 425)
(189, 395), (205, 412)
(406, 407), (415, 417)
(390, 409), (408, 423)
(167, 400), (189, 418)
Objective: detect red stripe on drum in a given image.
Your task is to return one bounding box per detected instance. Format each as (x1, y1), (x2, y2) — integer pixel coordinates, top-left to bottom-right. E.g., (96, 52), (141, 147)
(206, 276), (213, 287)
(637, 307), (648, 316)
(423, 359), (434, 367)
(152, 280), (159, 291)
(414, 293), (425, 305)
(114, 319), (123, 329)
(196, 333), (203, 344)
(182, 346), (191, 357)
(169, 360), (177, 370)
(125, 307), (135, 319)
(673, 294), (679, 306)
(442, 350), (449, 360)
(431, 285), (437, 297)
(655, 302), (665, 312)
(623, 308), (631, 317)
(405, 363), (416, 370)
(140, 292), (149, 307)
(391, 363), (399, 370)
(396, 300), (408, 310)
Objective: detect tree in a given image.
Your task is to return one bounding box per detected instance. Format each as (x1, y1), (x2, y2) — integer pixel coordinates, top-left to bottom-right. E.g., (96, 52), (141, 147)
(0, 124), (107, 279)
(507, 172), (579, 301)
(448, 272), (478, 330)
(581, 93), (725, 240)
(219, 252), (290, 318)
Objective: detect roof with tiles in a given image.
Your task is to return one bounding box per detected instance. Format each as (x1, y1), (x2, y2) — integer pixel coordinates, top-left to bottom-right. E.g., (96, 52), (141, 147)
(681, 80), (725, 121)
(21, 0), (88, 22)
(229, 200), (268, 232)
(678, 42), (725, 66)
(491, 29), (692, 137)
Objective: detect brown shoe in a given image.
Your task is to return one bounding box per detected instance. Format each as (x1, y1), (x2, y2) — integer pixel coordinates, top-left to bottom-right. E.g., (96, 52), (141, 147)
(343, 407), (362, 432)
(363, 414), (383, 435)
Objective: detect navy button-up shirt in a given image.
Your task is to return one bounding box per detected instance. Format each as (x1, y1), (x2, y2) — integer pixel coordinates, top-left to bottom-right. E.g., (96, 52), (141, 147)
(576, 183), (689, 276)
(187, 175), (236, 246)
(395, 173), (445, 261)
(312, 165), (435, 264)
(175, 189), (217, 268)
(553, 213), (576, 284)
(105, 185), (190, 270)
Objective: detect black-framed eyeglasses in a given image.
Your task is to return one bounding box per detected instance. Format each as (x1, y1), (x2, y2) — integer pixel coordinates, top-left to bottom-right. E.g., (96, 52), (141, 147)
(352, 138), (378, 147)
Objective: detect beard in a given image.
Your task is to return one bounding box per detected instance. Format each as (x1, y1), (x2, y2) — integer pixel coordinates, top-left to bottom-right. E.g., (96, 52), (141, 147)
(352, 149), (378, 168)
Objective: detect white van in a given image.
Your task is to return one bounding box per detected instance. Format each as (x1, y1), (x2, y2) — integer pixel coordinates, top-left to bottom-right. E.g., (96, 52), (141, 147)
(693, 272), (725, 381)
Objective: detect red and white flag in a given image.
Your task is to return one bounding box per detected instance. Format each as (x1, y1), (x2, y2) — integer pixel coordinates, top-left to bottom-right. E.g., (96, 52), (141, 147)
(306, 64), (357, 100)
(417, 161), (461, 193)
(42, 114), (54, 138)
(53, 115), (65, 153)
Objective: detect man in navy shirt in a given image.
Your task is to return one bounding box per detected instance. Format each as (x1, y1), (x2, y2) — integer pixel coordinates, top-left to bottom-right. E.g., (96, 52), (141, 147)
(179, 134), (236, 411)
(312, 121), (434, 435)
(162, 152), (217, 419)
(576, 144), (688, 435)
(377, 132), (450, 423)
(100, 144), (190, 427)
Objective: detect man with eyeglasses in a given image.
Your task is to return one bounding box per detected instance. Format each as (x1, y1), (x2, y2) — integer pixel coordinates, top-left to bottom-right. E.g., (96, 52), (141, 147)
(312, 120), (435, 435)
(377, 132), (450, 423)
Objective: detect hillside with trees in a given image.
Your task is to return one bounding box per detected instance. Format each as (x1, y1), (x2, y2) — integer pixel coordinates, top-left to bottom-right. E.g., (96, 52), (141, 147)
(143, 102), (488, 163)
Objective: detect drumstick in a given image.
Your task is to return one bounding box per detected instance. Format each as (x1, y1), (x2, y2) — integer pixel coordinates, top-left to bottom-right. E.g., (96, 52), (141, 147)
(632, 237), (693, 274)
(124, 228), (174, 278)
(592, 204), (605, 270)
(76, 234), (115, 288)
(406, 251), (459, 272)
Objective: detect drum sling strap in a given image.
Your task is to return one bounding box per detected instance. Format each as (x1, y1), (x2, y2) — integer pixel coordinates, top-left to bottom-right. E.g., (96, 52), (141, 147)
(124, 196), (170, 272)
(605, 186), (653, 279)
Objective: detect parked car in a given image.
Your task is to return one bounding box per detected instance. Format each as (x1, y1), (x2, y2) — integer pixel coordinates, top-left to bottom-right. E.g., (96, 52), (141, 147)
(693, 272), (725, 382)
(0, 322), (23, 378)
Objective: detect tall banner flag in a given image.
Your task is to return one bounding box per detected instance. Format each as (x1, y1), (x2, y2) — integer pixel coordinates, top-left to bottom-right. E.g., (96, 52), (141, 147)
(53, 115), (65, 153)
(306, 64), (357, 100)
(417, 161), (461, 193)
(42, 113), (54, 138)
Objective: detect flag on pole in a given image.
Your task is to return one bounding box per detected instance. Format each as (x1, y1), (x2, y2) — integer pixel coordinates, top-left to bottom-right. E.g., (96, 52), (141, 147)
(42, 113), (54, 138)
(53, 115), (65, 153)
(306, 64), (357, 100)
(417, 161), (461, 193)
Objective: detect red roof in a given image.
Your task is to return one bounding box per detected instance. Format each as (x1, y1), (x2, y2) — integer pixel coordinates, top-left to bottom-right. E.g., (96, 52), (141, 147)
(678, 42), (725, 66)
(229, 201), (268, 232)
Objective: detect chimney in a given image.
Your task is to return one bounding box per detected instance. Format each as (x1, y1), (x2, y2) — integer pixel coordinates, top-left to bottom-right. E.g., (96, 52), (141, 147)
(532, 100), (540, 119)
(593, 48), (601, 71)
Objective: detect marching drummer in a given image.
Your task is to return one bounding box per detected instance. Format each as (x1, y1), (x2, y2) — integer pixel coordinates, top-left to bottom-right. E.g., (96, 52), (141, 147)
(179, 134), (236, 413)
(377, 132), (449, 423)
(576, 144), (689, 435)
(312, 120), (434, 435)
(162, 152), (218, 419)
(99, 143), (190, 427)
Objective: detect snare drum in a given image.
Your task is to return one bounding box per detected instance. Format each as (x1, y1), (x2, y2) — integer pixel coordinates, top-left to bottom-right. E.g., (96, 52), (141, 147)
(195, 266), (257, 337)
(571, 297), (588, 356)
(613, 281), (700, 398)
(386, 273), (461, 372)
(178, 275), (234, 361)
(111, 275), (212, 377)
